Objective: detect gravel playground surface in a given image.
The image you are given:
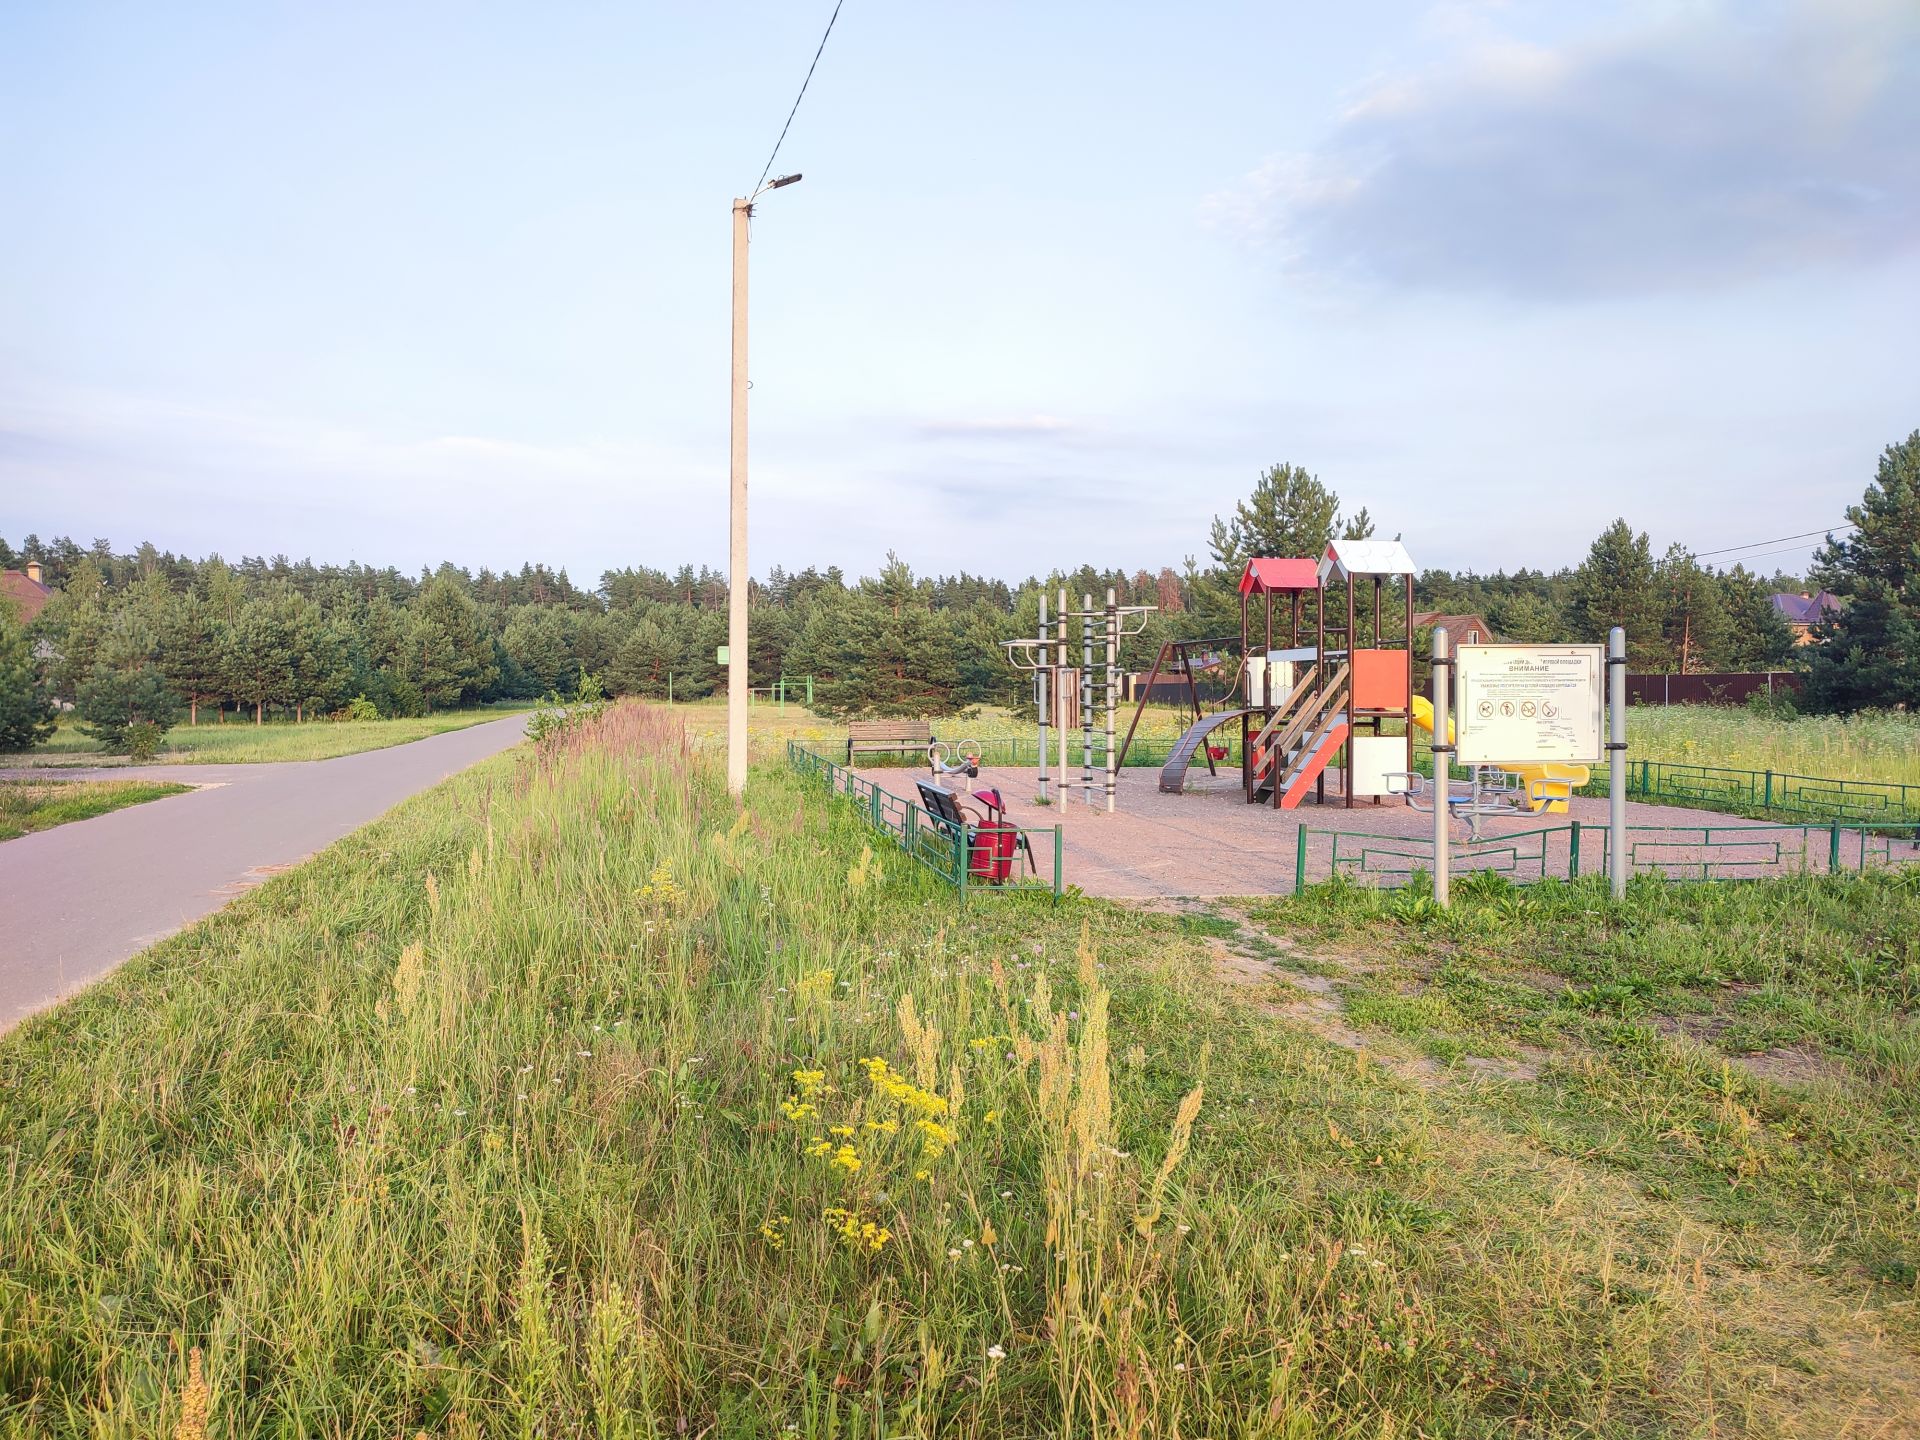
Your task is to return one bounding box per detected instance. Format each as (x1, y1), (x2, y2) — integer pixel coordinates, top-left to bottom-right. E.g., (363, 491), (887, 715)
(853, 763), (1916, 898)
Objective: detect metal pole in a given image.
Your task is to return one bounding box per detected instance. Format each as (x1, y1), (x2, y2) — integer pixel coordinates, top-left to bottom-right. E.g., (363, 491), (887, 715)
(1431, 628), (1451, 908)
(1608, 626), (1627, 900)
(1082, 592), (1094, 809)
(726, 196), (751, 796)
(1036, 592), (1050, 803)
(1057, 585), (1069, 825)
(1105, 586), (1118, 813)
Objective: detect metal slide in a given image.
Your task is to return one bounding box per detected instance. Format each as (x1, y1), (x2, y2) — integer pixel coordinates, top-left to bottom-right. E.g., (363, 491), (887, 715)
(1158, 709), (1255, 793)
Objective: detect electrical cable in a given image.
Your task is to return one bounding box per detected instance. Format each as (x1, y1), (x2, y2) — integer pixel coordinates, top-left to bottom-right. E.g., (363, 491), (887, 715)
(752, 0), (845, 197)
(1692, 523), (1854, 559)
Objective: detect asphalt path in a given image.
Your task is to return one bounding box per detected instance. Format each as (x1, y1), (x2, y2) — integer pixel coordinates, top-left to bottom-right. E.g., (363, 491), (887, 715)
(0, 713), (528, 1031)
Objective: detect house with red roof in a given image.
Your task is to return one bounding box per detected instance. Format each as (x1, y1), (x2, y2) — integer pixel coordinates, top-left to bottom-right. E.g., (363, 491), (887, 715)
(1, 561), (52, 625)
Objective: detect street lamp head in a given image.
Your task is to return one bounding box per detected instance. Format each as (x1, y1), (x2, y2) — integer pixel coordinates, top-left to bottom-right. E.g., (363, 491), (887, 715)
(767, 172), (803, 190)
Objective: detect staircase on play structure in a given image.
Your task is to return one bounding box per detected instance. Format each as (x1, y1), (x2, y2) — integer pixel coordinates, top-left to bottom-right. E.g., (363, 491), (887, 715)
(1247, 660), (1351, 808)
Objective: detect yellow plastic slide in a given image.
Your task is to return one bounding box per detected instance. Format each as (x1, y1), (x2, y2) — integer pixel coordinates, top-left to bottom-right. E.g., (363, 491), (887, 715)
(1407, 696), (1588, 815)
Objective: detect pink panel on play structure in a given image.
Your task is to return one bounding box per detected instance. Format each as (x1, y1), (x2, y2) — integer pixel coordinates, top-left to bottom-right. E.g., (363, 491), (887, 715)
(1237, 557), (1320, 596)
(1351, 649), (1410, 710)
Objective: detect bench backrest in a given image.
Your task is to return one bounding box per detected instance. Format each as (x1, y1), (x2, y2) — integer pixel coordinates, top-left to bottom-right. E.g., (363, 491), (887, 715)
(914, 780), (968, 829)
(848, 719), (933, 743)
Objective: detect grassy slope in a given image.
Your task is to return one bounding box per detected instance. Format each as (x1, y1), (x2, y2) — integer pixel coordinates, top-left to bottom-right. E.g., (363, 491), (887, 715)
(1, 702), (1914, 1436)
(1626, 706), (1920, 787)
(0, 779), (192, 841)
(14, 709), (517, 767)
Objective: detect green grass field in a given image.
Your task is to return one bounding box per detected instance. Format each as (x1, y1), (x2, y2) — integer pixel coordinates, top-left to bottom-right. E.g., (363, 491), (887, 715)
(1627, 705), (1920, 786)
(2, 700), (1913, 1435)
(10, 708), (520, 767)
(0, 779), (192, 841)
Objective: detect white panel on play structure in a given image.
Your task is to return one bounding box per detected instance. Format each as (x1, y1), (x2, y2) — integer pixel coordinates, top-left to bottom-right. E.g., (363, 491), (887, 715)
(1349, 735), (1412, 796)
(1317, 539), (1417, 583)
(1245, 654), (1298, 707)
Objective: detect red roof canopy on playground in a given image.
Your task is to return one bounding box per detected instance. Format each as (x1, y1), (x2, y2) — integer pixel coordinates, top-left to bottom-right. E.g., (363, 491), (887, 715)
(1237, 557), (1319, 596)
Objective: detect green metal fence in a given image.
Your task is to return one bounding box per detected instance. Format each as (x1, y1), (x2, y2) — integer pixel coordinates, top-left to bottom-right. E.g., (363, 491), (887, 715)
(1604, 760), (1920, 826)
(1294, 820), (1920, 892)
(788, 742), (1063, 901)
(850, 734), (1243, 772)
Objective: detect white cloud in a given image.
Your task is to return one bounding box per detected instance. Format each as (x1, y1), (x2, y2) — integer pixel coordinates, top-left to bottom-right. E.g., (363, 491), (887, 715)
(1209, 0), (1920, 297)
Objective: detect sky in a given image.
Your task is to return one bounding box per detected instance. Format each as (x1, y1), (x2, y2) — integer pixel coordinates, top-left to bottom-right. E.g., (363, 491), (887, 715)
(2, 0), (1916, 587)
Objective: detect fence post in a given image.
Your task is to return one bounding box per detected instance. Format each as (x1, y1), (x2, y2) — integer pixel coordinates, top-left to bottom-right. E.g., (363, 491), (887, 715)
(1763, 770), (1774, 811)
(1295, 825), (1308, 895)
(1569, 820), (1581, 879)
(1052, 825), (1063, 901)
(1608, 628), (1628, 901)
(1828, 822), (1841, 873)
(1430, 628), (1452, 908)
(956, 829), (969, 901)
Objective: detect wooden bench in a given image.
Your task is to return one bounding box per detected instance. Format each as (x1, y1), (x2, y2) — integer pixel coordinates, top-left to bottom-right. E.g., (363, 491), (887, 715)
(846, 719), (934, 764)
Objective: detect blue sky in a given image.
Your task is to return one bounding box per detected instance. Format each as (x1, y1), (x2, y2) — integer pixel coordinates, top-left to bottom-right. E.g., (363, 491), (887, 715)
(2, 1), (1915, 584)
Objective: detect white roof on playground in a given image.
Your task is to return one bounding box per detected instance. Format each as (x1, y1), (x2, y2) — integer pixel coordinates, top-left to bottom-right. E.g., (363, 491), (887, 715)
(1318, 538), (1416, 581)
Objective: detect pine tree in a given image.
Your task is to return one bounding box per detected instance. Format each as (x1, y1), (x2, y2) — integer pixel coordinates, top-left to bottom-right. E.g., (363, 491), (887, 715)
(1714, 566), (1795, 671)
(1805, 431), (1920, 712)
(1207, 463), (1342, 568)
(0, 605), (56, 750)
(1654, 545), (1731, 674)
(1569, 520), (1662, 666)
(414, 575), (497, 708)
(156, 591), (227, 724)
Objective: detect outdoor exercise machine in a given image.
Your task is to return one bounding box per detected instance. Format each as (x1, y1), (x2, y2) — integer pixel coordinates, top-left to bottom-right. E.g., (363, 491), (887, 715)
(1003, 587), (1155, 813)
(927, 737), (983, 785)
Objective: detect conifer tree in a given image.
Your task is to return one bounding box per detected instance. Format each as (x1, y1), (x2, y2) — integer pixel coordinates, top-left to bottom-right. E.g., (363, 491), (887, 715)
(1806, 431), (1920, 712)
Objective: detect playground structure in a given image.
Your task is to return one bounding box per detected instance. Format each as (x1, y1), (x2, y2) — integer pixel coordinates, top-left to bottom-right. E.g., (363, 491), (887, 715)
(1004, 587), (1156, 813)
(1141, 541), (1421, 810)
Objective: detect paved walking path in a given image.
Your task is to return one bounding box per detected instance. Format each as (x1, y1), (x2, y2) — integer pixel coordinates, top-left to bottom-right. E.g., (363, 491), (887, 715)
(0, 714), (528, 1031)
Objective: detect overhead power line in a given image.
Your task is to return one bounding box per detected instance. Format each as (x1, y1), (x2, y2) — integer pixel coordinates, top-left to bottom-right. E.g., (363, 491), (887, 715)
(752, 0), (845, 197)
(1693, 523), (1854, 559)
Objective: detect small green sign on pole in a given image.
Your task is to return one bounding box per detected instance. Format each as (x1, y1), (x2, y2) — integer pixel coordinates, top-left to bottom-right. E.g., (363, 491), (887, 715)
(715, 646), (730, 665)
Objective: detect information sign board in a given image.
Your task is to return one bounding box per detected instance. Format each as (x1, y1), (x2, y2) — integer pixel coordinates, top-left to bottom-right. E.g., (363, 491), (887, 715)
(1455, 645), (1604, 765)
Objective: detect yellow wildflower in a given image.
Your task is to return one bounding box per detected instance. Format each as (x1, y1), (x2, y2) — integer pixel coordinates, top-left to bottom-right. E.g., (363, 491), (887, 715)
(804, 1137), (832, 1158)
(823, 1206), (891, 1251)
(790, 1068), (826, 1096)
(759, 1214), (791, 1250)
(779, 1096), (818, 1123)
(830, 1145), (862, 1173)
(915, 1118), (959, 1158)
(829, 1124), (854, 1138)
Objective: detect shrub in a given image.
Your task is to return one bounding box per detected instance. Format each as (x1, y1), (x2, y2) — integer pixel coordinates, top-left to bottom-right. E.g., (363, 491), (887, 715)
(124, 721), (166, 763)
(75, 664), (185, 754)
(340, 695), (382, 723)
(0, 608), (56, 751)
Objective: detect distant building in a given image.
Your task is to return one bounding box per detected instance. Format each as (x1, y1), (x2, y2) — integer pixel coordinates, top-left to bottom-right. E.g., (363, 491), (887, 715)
(1411, 611), (1496, 650)
(0, 561), (52, 625)
(1769, 591), (1840, 645)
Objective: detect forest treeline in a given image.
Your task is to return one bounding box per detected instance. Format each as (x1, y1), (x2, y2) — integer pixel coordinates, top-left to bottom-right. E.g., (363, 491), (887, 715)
(6, 435), (1916, 742)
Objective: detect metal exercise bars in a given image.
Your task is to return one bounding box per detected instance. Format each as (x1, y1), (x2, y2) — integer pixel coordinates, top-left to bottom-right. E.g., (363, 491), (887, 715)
(1003, 587), (1154, 815)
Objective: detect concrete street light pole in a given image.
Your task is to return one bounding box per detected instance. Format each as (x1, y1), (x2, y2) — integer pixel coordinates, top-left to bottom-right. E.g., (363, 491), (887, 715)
(727, 174), (801, 797)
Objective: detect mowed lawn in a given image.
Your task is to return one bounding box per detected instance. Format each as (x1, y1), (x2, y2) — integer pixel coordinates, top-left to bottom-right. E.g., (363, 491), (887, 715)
(10, 708), (521, 767)
(1, 700), (1915, 1435)
(0, 779), (191, 841)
